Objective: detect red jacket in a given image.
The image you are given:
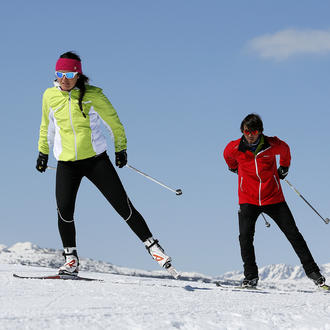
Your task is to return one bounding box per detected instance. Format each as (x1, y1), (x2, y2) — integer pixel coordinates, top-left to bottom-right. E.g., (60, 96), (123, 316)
(223, 135), (291, 206)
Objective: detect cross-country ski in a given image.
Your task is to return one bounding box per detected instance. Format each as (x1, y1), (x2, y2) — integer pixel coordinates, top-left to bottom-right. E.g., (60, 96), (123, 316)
(13, 273), (103, 282)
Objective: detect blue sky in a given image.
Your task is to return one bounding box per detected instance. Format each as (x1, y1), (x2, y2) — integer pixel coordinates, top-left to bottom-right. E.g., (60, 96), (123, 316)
(1, 0), (330, 276)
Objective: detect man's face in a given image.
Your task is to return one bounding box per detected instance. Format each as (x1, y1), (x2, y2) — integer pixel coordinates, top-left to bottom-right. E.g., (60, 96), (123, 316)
(243, 125), (261, 144)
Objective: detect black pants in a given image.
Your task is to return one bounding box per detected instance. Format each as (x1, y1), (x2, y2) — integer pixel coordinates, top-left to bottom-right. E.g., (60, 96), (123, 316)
(238, 202), (319, 278)
(55, 152), (152, 248)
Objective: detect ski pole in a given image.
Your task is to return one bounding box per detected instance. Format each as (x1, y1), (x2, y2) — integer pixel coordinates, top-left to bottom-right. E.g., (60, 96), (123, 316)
(126, 164), (183, 196)
(284, 179), (329, 224)
(261, 213), (270, 228)
(47, 166), (56, 170)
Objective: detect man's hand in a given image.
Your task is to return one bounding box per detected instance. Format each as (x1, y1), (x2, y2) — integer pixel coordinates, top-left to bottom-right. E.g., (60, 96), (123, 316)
(278, 166), (289, 180)
(229, 167), (238, 174)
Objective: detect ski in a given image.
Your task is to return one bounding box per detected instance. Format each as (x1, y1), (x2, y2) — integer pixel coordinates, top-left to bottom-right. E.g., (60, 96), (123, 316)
(214, 281), (257, 289)
(215, 281), (330, 293)
(215, 281), (259, 289)
(214, 281), (269, 293)
(13, 273), (103, 282)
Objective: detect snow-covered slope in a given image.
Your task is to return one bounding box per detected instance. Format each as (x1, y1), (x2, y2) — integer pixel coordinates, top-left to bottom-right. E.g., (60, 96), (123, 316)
(1, 242), (330, 330)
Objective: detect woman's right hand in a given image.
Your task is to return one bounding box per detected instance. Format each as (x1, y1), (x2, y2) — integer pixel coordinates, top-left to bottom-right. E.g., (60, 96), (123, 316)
(36, 152), (48, 172)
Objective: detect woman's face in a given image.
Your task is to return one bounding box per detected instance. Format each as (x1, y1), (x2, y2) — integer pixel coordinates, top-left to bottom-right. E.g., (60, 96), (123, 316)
(57, 70), (79, 91)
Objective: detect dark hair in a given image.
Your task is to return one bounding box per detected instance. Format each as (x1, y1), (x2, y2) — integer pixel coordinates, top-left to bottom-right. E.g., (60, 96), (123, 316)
(59, 51), (89, 117)
(240, 113), (263, 133)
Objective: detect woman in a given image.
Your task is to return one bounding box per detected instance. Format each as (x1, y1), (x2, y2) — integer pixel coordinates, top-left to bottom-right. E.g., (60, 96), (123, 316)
(36, 51), (178, 278)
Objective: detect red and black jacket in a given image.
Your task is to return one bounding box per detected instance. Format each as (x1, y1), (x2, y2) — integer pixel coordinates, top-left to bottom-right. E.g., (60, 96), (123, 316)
(223, 135), (291, 206)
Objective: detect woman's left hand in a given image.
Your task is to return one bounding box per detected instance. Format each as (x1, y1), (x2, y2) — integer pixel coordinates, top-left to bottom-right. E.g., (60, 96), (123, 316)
(115, 150), (127, 168)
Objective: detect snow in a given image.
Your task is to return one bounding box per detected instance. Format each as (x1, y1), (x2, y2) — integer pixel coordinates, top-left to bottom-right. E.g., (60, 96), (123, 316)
(1, 242), (330, 330)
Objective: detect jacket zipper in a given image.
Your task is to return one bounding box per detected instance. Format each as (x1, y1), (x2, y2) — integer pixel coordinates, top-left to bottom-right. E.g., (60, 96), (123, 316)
(255, 147), (271, 206)
(68, 92), (78, 160)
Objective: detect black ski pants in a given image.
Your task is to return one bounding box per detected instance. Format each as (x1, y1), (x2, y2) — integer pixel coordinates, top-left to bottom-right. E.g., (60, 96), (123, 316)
(238, 202), (319, 279)
(55, 152), (152, 248)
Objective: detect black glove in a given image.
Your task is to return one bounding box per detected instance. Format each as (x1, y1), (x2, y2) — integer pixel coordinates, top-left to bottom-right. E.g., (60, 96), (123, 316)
(278, 166), (289, 180)
(229, 167), (238, 174)
(36, 152), (48, 173)
(115, 150), (127, 168)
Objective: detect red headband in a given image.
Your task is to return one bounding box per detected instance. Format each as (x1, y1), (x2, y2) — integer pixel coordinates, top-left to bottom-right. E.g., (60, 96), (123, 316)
(55, 58), (82, 73)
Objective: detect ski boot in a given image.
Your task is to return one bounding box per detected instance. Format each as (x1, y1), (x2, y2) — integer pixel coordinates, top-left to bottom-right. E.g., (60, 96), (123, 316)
(307, 271), (329, 290)
(144, 237), (179, 279)
(58, 247), (79, 276)
(241, 276), (259, 288)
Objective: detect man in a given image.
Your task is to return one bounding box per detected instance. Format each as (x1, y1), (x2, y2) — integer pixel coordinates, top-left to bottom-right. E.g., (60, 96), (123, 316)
(223, 113), (326, 289)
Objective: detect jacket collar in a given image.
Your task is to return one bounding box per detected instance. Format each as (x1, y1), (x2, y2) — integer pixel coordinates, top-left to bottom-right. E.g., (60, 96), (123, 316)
(53, 80), (80, 91)
(238, 134), (270, 154)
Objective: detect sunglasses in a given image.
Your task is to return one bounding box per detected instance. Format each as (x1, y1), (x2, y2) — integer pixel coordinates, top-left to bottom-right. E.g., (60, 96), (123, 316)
(55, 71), (79, 79)
(243, 129), (259, 136)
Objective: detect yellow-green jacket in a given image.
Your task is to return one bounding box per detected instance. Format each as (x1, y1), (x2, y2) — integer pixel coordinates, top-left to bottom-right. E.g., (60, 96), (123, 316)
(38, 84), (127, 161)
